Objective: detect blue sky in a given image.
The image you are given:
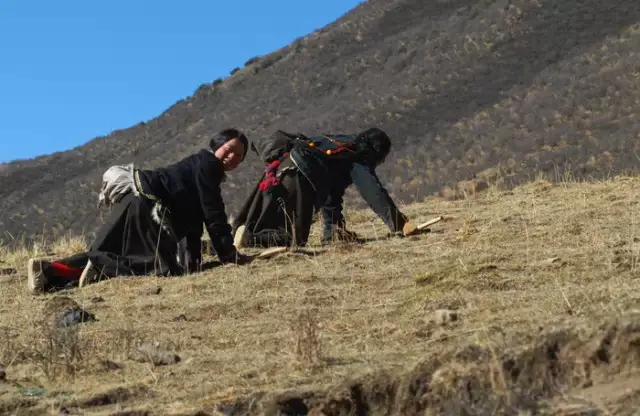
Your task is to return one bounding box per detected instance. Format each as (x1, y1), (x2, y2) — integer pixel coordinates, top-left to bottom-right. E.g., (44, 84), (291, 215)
(0, 0), (362, 163)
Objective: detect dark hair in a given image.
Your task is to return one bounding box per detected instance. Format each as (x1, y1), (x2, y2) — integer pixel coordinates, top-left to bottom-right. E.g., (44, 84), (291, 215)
(209, 128), (249, 160)
(355, 127), (392, 166)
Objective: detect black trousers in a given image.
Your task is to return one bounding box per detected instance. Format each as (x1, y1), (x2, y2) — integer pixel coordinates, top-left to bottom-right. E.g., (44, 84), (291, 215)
(233, 169), (317, 248)
(48, 193), (183, 289)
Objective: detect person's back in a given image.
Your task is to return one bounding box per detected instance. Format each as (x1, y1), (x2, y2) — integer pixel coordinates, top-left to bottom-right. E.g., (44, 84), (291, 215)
(234, 127), (414, 248)
(135, 149), (221, 240)
(137, 151), (203, 204)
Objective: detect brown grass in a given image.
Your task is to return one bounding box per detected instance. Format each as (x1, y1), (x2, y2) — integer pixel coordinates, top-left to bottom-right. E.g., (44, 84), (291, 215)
(1, 176), (640, 415)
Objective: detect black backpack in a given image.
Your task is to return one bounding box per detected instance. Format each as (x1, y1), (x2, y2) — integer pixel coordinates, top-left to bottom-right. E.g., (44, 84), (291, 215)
(250, 130), (307, 163)
(300, 128), (392, 166)
(252, 127), (391, 166)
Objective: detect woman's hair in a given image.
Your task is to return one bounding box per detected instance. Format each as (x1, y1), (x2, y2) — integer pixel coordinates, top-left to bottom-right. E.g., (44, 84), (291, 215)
(209, 128), (249, 160)
(355, 127), (392, 166)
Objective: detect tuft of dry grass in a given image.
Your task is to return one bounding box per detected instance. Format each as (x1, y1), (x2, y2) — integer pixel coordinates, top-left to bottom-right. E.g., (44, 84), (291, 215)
(48, 235), (87, 258)
(1, 176), (640, 414)
(0, 234), (87, 275)
(0, 238), (49, 273)
(291, 307), (324, 367)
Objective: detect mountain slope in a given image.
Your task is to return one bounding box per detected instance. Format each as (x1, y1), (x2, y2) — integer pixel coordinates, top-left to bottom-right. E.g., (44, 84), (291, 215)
(2, 177), (640, 414)
(2, 0), (640, 240)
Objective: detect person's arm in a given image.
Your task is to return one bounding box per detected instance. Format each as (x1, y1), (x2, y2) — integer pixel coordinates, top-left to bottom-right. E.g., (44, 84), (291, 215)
(350, 163), (408, 233)
(321, 161), (362, 243)
(320, 161), (353, 236)
(321, 183), (347, 232)
(176, 228), (202, 274)
(183, 227), (204, 272)
(194, 156), (238, 263)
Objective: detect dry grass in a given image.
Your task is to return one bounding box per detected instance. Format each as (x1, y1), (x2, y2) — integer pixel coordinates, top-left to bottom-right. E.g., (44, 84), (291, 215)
(1, 176), (640, 414)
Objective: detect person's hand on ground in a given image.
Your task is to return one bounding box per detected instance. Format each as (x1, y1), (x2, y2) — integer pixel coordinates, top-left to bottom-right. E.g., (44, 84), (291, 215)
(402, 221), (419, 237)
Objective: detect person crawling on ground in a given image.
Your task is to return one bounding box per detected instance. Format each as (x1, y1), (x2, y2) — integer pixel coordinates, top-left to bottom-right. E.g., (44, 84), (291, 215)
(26, 128), (252, 295)
(232, 127), (418, 248)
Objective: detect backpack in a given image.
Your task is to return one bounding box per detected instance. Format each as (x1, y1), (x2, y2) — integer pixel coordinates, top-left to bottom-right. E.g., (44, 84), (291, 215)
(252, 127), (392, 166)
(251, 130), (307, 164)
(302, 128), (392, 166)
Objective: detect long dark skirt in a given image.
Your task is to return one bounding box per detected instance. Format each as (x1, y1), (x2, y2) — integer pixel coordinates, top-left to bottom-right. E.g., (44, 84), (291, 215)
(47, 193), (183, 288)
(233, 168), (317, 248)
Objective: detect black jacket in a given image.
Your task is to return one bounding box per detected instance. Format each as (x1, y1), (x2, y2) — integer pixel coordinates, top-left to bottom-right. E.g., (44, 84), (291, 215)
(135, 149), (235, 264)
(321, 160), (408, 238)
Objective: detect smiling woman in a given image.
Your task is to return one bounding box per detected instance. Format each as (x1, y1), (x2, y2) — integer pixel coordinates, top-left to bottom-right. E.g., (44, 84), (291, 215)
(213, 134), (246, 171)
(26, 128), (251, 294)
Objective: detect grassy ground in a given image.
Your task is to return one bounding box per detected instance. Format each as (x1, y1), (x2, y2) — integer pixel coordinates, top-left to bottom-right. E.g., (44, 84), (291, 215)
(1, 176), (640, 415)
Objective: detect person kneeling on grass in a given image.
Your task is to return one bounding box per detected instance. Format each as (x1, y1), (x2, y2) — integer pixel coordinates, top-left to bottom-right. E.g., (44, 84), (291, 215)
(27, 128), (252, 295)
(232, 127), (417, 248)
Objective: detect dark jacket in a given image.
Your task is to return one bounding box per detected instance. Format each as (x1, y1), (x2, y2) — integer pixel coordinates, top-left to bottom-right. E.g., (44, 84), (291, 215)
(321, 159), (408, 239)
(134, 149), (235, 264)
(250, 128), (405, 241)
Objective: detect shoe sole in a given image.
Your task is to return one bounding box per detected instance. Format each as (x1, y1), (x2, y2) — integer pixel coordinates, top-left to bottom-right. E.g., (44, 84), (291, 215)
(27, 258), (46, 294)
(234, 225), (248, 248)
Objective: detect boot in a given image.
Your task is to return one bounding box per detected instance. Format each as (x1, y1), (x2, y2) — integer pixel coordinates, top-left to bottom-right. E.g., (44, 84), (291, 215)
(27, 258), (51, 295)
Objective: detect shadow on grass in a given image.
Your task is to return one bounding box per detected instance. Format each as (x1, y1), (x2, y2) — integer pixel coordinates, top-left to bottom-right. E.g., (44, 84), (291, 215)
(200, 247), (328, 272)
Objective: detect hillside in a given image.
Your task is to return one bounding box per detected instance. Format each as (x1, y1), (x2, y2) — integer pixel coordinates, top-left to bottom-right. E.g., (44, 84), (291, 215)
(1, 176), (640, 414)
(2, 0), (640, 241)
